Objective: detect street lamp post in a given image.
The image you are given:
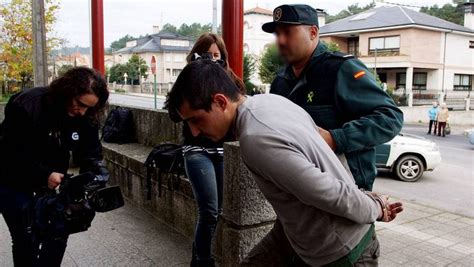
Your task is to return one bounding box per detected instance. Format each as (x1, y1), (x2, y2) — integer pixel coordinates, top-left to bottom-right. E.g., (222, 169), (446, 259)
(154, 72), (157, 109)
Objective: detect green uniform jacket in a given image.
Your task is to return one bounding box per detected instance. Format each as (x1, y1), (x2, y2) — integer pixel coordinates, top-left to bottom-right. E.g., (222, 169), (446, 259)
(270, 42), (404, 190)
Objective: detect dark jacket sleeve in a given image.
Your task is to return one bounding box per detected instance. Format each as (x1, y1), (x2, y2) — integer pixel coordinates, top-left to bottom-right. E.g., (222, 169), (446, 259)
(2, 100), (52, 189)
(329, 59), (404, 154)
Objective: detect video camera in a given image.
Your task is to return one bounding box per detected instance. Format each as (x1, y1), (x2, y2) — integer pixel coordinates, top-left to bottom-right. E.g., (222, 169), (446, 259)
(58, 170), (124, 213)
(34, 165), (124, 237)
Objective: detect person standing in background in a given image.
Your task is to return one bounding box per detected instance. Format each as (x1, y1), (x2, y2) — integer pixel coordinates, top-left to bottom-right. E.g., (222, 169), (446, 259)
(178, 33), (245, 267)
(427, 102), (439, 135)
(437, 103), (449, 137)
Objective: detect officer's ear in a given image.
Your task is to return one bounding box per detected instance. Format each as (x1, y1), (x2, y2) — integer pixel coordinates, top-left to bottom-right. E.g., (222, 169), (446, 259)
(309, 25), (318, 40)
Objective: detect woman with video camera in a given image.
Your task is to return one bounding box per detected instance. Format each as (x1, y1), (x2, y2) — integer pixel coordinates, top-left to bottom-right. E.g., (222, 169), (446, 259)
(0, 67), (109, 266)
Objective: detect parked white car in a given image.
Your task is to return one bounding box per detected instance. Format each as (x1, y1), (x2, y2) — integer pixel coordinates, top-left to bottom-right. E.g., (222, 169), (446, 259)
(375, 133), (442, 182)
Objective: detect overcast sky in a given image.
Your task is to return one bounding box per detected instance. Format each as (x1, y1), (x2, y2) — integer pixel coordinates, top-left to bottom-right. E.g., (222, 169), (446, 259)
(51, 0), (453, 48)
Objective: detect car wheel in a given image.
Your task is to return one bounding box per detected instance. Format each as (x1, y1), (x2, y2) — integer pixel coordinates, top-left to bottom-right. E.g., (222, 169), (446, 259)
(394, 155), (424, 182)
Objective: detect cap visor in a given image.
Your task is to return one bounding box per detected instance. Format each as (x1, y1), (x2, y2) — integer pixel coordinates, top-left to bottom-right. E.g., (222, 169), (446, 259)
(262, 22), (277, 33)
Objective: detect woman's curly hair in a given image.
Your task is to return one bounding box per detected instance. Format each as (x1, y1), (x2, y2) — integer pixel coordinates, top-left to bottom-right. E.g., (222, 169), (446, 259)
(48, 67), (109, 122)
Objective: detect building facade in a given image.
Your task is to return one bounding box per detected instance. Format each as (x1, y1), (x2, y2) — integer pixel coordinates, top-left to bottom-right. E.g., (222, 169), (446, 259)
(320, 3), (474, 100)
(112, 31), (193, 84)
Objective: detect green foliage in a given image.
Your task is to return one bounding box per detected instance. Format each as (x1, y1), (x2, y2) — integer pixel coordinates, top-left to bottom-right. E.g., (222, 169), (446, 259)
(326, 3), (375, 24)
(322, 41), (341, 52)
(108, 64), (128, 84)
(258, 44), (285, 84)
(243, 53), (257, 94)
(110, 34), (136, 51)
(172, 23), (212, 40)
(420, 1), (465, 26)
(107, 54), (148, 85)
(57, 64), (73, 77)
(126, 54), (148, 85)
(161, 23), (178, 34)
(0, 0), (61, 89)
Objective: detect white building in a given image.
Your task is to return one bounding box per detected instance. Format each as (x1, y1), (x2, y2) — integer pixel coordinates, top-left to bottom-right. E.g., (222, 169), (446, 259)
(113, 31), (193, 84)
(320, 2), (474, 107)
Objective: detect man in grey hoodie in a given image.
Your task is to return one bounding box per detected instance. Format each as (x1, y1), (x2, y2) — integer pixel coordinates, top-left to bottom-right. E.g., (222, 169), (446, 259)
(166, 60), (403, 266)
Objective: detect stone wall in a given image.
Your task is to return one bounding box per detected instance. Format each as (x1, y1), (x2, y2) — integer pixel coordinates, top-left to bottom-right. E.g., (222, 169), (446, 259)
(102, 106), (275, 266)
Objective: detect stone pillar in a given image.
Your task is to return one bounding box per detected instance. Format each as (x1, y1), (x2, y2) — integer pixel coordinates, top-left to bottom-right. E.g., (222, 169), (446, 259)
(406, 67), (414, 107)
(214, 142), (276, 266)
(465, 98), (471, 111)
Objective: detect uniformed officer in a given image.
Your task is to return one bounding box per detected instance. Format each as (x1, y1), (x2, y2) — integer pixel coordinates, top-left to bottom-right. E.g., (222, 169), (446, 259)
(263, 4), (404, 191)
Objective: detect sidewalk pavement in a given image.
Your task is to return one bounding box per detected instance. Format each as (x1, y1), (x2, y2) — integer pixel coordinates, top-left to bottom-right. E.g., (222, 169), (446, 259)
(1, 199), (473, 266)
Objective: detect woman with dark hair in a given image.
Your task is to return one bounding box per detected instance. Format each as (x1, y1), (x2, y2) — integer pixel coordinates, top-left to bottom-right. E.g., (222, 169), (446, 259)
(0, 67), (109, 266)
(180, 33), (244, 267)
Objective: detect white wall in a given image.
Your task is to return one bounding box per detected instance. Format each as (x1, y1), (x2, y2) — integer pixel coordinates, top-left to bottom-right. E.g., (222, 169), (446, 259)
(445, 33), (474, 69)
(244, 13), (274, 56)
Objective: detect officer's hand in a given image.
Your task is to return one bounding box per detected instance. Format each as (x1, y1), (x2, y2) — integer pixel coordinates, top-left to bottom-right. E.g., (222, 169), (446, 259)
(47, 172), (64, 189)
(318, 127), (336, 151)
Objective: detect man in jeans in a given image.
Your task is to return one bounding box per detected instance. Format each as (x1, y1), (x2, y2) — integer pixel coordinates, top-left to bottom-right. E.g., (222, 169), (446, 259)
(165, 60), (403, 266)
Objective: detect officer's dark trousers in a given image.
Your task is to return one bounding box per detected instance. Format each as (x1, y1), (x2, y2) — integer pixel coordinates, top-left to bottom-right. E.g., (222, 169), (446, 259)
(0, 186), (68, 267)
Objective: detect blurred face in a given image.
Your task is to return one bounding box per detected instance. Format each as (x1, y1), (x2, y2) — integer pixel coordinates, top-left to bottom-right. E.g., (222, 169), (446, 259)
(68, 93), (99, 117)
(208, 43), (222, 61)
(274, 24), (318, 64)
(178, 94), (233, 142)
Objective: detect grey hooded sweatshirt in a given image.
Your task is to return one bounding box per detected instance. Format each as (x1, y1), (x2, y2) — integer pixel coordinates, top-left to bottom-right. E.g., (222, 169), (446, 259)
(236, 94), (380, 265)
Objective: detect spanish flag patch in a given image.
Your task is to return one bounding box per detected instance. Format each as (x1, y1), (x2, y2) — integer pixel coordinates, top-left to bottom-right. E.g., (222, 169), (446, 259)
(354, 71), (366, 80)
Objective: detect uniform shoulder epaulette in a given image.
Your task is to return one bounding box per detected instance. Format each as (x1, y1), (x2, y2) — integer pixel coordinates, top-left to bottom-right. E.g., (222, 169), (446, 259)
(328, 51), (354, 60)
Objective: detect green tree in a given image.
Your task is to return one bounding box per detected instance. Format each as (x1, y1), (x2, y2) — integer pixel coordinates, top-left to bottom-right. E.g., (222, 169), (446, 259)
(110, 34), (136, 50)
(420, 1), (465, 26)
(0, 0), (61, 91)
(108, 63), (129, 84)
(126, 54), (148, 85)
(108, 54), (148, 85)
(177, 22), (212, 40)
(57, 64), (73, 77)
(243, 53), (256, 95)
(258, 44), (285, 84)
(326, 3), (375, 24)
(161, 23), (178, 34)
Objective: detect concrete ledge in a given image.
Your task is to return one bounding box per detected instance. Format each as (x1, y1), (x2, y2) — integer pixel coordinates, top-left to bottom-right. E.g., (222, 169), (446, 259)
(108, 105), (183, 147)
(103, 142), (197, 239)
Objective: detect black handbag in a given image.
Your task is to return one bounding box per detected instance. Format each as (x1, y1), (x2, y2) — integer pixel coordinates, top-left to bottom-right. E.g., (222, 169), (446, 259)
(144, 143), (184, 199)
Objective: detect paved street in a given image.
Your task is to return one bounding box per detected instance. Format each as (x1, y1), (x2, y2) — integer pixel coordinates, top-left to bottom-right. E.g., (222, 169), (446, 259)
(374, 124), (474, 218)
(109, 92), (165, 110)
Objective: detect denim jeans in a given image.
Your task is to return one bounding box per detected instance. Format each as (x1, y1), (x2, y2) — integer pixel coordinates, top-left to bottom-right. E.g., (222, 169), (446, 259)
(0, 186), (68, 267)
(184, 151), (224, 261)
